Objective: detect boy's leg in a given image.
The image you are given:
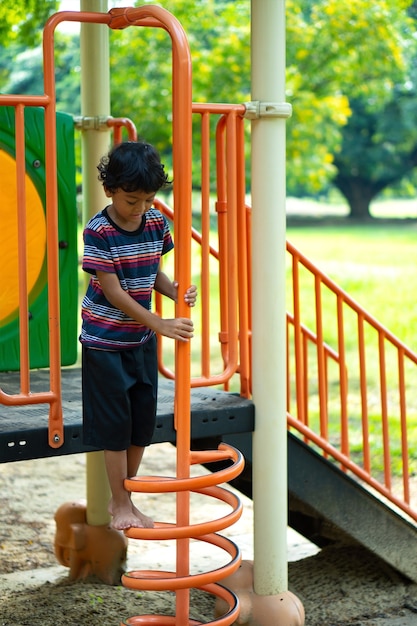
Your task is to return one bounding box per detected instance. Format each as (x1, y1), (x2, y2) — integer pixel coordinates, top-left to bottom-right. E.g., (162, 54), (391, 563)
(104, 449), (153, 530)
(127, 444), (145, 476)
(126, 445), (154, 527)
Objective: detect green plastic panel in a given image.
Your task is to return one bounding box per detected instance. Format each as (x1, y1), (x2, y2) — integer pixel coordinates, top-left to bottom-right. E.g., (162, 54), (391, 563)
(0, 107), (78, 370)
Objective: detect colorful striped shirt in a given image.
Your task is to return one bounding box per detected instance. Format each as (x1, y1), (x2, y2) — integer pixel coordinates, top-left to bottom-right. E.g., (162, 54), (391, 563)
(80, 207), (174, 349)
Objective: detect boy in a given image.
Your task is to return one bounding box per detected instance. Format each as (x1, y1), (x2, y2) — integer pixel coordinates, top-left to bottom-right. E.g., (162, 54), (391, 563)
(80, 141), (197, 530)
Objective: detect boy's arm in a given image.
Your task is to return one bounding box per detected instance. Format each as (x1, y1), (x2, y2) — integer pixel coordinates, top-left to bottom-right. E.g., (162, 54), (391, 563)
(154, 268), (197, 306)
(96, 270), (194, 341)
(154, 269), (177, 301)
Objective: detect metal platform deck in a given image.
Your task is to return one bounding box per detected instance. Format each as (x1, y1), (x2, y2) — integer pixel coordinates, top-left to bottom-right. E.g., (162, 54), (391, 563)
(0, 368), (254, 463)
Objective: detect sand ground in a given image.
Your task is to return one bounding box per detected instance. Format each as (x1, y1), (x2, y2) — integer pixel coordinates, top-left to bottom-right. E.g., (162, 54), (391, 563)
(1, 443), (417, 625)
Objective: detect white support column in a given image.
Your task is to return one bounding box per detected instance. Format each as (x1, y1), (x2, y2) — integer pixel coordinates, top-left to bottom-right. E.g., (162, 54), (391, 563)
(80, 0), (112, 527)
(250, 0), (291, 595)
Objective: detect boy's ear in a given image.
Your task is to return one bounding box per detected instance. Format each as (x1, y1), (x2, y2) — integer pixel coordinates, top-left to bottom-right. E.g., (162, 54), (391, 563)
(103, 186), (113, 198)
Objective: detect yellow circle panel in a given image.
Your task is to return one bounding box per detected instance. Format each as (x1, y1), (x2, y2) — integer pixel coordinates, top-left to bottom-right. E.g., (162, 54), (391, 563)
(0, 149), (46, 324)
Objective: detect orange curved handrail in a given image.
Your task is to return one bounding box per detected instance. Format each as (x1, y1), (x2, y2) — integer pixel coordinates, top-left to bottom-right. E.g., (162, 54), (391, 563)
(154, 103), (250, 396)
(106, 117), (138, 143)
(121, 582), (239, 626)
(122, 442), (243, 616)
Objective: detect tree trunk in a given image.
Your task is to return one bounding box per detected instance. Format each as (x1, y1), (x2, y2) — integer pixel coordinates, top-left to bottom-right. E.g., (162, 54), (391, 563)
(332, 174), (380, 219)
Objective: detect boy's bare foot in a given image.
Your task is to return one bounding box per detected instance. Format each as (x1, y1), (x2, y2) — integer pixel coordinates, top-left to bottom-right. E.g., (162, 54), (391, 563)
(110, 506), (141, 530)
(131, 501), (154, 528)
(108, 499), (154, 530)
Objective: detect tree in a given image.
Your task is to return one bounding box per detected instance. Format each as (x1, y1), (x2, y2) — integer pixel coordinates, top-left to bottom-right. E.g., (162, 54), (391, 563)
(109, 0), (250, 178)
(0, 0), (61, 97)
(108, 0), (412, 197)
(2, 34), (81, 114)
(285, 0), (413, 198)
(333, 91), (417, 218)
(330, 3), (417, 218)
(0, 0), (59, 48)
(0, 0), (414, 214)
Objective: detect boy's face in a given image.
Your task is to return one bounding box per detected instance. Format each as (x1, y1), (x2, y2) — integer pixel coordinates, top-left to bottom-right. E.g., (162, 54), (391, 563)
(105, 187), (156, 231)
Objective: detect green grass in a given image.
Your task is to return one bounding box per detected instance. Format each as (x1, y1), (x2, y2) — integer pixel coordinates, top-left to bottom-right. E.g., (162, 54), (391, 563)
(286, 220), (417, 348)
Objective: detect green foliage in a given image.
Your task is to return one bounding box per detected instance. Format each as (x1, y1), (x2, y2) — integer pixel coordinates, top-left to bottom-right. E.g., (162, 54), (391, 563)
(0, 0), (59, 47)
(328, 1), (417, 216)
(333, 91), (417, 193)
(2, 33), (81, 113)
(109, 0), (412, 195)
(286, 0), (413, 195)
(1, 0), (416, 213)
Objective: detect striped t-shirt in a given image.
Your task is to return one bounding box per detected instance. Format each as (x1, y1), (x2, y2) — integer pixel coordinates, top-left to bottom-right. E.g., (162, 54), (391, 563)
(80, 207), (174, 349)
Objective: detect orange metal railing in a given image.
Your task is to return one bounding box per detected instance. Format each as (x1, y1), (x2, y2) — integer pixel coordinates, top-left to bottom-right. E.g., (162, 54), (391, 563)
(0, 97), (63, 448)
(0, 34), (138, 451)
(155, 103), (251, 398)
(152, 98), (417, 525)
(285, 240), (417, 523)
(106, 7), (245, 626)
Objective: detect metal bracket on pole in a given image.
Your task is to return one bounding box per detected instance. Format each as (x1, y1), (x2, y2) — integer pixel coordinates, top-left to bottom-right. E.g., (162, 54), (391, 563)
(243, 101), (292, 120)
(73, 115), (111, 131)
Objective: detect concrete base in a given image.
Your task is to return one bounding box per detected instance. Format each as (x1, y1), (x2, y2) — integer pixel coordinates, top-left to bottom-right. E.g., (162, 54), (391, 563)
(215, 560), (305, 626)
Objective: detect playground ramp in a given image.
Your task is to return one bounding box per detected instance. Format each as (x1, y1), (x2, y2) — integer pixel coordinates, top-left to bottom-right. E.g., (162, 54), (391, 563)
(1, 368), (417, 584)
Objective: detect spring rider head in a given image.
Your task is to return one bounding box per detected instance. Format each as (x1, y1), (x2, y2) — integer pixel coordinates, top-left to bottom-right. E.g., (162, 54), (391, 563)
(54, 501), (128, 585)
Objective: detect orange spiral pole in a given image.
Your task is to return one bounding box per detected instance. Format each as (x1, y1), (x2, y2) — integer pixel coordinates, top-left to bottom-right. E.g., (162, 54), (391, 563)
(121, 443), (244, 625)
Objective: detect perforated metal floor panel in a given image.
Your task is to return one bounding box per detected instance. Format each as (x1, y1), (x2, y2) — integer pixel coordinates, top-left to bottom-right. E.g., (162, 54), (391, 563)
(0, 369), (254, 463)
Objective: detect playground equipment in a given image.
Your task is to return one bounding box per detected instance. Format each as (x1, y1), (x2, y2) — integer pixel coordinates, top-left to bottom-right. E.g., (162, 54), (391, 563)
(0, 4), (265, 625)
(2, 1), (417, 624)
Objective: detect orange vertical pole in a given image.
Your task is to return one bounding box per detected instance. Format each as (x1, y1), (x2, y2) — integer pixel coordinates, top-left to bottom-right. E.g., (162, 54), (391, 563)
(225, 112), (240, 390)
(246, 203), (253, 395)
(379, 331), (392, 491)
(292, 254), (305, 424)
(235, 114), (250, 398)
(200, 111), (212, 379)
(397, 349), (410, 503)
(215, 116), (230, 383)
(40, 17), (64, 446)
(105, 11), (244, 625)
(336, 294), (349, 462)
(357, 313), (371, 474)
(15, 104), (30, 393)
(315, 275), (328, 440)
(162, 10), (193, 625)
(110, 8), (193, 620)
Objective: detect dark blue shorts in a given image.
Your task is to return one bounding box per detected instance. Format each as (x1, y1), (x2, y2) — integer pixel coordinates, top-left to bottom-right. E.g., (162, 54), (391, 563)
(81, 335), (158, 451)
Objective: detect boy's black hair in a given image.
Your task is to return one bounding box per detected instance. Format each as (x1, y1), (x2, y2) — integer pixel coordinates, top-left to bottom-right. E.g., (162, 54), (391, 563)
(97, 141), (171, 193)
